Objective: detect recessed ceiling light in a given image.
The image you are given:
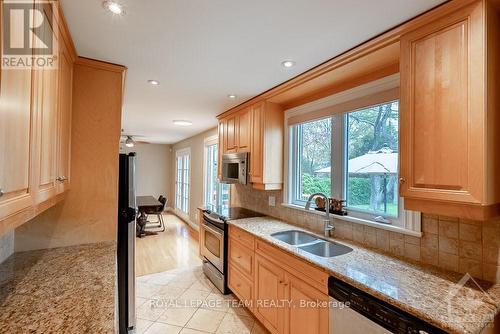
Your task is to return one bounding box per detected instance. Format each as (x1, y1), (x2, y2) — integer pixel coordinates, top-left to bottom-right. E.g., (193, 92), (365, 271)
(173, 120), (192, 127)
(148, 80), (160, 86)
(281, 60), (295, 68)
(103, 1), (124, 15)
(227, 94), (237, 99)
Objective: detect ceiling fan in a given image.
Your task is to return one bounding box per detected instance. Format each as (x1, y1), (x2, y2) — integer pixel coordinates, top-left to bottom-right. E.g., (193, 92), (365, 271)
(120, 130), (150, 148)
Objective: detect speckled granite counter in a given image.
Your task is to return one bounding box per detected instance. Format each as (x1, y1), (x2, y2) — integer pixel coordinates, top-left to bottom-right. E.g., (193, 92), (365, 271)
(0, 242), (116, 333)
(229, 217), (500, 334)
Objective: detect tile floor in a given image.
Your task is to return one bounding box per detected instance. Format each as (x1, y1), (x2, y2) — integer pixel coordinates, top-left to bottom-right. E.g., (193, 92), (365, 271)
(135, 266), (269, 334)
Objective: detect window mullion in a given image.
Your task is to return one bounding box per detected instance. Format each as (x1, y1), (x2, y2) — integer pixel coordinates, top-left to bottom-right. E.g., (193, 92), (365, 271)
(332, 115), (344, 200)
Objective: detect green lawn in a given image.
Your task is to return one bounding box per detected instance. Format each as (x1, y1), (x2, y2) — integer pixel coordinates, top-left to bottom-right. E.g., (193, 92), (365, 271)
(348, 203), (398, 217)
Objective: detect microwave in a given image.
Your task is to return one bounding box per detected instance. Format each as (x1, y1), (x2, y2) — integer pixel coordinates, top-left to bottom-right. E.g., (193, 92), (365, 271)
(221, 152), (248, 184)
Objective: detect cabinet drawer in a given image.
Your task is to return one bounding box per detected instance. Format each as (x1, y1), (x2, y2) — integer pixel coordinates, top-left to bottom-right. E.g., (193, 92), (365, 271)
(229, 238), (254, 279)
(228, 264), (253, 304)
(256, 240), (328, 294)
(229, 225), (255, 250)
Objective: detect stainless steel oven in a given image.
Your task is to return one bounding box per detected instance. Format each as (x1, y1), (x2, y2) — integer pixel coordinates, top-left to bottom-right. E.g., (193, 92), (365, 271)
(221, 152), (248, 185)
(201, 219), (224, 272)
(201, 211), (228, 293)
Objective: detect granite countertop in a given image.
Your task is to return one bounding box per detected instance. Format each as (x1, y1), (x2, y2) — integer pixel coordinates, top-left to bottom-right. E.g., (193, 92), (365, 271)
(0, 242), (116, 333)
(229, 217), (500, 334)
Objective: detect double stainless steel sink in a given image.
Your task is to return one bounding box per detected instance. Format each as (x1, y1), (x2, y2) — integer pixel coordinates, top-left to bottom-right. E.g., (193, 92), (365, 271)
(271, 230), (352, 258)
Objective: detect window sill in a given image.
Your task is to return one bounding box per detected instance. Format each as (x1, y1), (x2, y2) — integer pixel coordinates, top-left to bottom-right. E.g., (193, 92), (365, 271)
(281, 203), (422, 238)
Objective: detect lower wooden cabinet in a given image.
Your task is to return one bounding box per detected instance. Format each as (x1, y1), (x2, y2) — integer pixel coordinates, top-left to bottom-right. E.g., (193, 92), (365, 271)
(286, 274), (329, 334)
(254, 254), (287, 334)
(228, 263), (254, 308)
(228, 225), (329, 334)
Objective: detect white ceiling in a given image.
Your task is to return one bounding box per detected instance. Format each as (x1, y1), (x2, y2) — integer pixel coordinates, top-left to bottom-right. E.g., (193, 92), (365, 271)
(60, 0), (445, 144)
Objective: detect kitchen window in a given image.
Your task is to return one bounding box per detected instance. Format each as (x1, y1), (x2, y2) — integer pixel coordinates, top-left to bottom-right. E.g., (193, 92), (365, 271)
(204, 137), (230, 207)
(175, 148), (190, 215)
(286, 83), (420, 234)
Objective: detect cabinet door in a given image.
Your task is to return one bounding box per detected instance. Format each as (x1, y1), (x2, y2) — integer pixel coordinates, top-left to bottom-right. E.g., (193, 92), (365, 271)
(0, 0), (36, 219)
(0, 65), (35, 220)
(217, 121), (224, 179)
(35, 13), (59, 203)
(254, 255), (286, 334)
(225, 114), (238, 153)
(56, 42), (72, 194)
(285, 274), (329, 334)
(400, 2), (484, 204)
(238, 108), (251, 152)
(250, 103), (264, 184)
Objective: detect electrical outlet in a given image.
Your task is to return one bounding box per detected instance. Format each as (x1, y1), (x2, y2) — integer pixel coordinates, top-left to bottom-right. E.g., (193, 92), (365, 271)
(268, 196), (276, 207)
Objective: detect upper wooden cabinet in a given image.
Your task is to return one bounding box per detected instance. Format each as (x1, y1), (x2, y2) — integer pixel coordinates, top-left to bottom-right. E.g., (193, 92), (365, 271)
(400, 0), (500, 219)
(0, 66), (35, 221)
(56, 39), (73, 194)
(238, 107), (251, 151)
(218, 101), (283, 190)
(0, 1), (75, 230)
(222, 107), (251, 154)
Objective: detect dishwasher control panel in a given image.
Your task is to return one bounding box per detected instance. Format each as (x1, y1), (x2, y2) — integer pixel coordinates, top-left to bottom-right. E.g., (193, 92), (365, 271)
(328, 277), (447, 334)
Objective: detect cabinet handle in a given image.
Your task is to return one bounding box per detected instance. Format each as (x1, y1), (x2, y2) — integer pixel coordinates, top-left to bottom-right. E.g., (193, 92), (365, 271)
(399, 177), (406, 184)
(0, 188), (4, 198)
(57, 176), (68, 182)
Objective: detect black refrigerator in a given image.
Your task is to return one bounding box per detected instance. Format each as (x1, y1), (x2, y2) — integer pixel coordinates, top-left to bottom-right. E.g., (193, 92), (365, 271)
(117, 153), (137, 333)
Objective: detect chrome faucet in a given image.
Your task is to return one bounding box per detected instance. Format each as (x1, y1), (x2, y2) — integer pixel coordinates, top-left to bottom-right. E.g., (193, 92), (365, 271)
(305, 193), (335, 237)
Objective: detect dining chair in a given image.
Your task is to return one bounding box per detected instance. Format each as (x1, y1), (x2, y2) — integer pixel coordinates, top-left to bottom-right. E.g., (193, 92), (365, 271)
(145, 195), (167, 232)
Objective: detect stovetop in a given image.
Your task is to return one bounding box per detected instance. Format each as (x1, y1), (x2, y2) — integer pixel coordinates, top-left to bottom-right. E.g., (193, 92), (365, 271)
(204, 205), (264, 222)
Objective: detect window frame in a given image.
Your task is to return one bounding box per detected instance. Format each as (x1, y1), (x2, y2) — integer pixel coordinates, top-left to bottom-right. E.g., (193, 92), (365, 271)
(285, 93), (421, 235)
(203, 136), (230, 208)
(175, 148), (191, 217)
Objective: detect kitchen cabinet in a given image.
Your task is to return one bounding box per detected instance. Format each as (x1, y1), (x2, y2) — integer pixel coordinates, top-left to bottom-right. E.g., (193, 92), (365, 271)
(254, 254), (287, 334)
(238, 107), (251, 151)
(221, 107), (251, 154)
(0, 1), (75, 231)
(0, 59), (35, 221)
(56, 39), (73, 194)
(227, 225), (329, 334)
(249, 102), (283, 190)
(217, 122), (225, 180)
(400, 0), (500, 220)
(285, 274), (329, 334)
(218, 101), (283, 190)
(225, 114), (238, 153)
(34, 5), (59, 204)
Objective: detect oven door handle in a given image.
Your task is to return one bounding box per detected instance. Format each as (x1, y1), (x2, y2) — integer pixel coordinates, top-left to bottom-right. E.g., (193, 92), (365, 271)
(203, 222), (224, 238)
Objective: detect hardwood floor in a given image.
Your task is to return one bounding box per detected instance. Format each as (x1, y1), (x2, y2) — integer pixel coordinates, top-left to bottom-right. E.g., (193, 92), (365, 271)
(135, 213), (202, 277)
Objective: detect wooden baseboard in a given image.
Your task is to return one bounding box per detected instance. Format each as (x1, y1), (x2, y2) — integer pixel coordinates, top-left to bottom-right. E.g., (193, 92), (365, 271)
(166, 210), (199, 240)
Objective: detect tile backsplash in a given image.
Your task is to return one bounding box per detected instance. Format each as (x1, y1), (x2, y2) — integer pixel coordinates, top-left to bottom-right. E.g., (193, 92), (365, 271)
(0, 230), (14, 264)
(231, 184), (500, 283)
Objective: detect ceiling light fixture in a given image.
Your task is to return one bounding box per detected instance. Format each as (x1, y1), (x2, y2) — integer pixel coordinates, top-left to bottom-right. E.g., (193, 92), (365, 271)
(173, 120), (193, 127)
(148, 80), (160, 86)
(103, 1), (124, 15)
(281, 60), (296, 68)
(227, 94), (237, 99)
(125, 136), (135, 148)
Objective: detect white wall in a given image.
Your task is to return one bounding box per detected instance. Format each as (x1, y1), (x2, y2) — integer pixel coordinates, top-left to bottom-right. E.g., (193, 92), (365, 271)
(170, 127), (218, 229)
(123, 143), (172, 200)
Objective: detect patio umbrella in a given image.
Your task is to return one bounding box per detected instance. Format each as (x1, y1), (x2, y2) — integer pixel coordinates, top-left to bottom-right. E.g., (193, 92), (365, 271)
(348, 147), (398, 175)
(348, 148), (398, 214)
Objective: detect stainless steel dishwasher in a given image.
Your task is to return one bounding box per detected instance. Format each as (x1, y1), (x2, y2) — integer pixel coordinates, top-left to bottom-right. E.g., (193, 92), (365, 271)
(328, 277), (446, 334)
